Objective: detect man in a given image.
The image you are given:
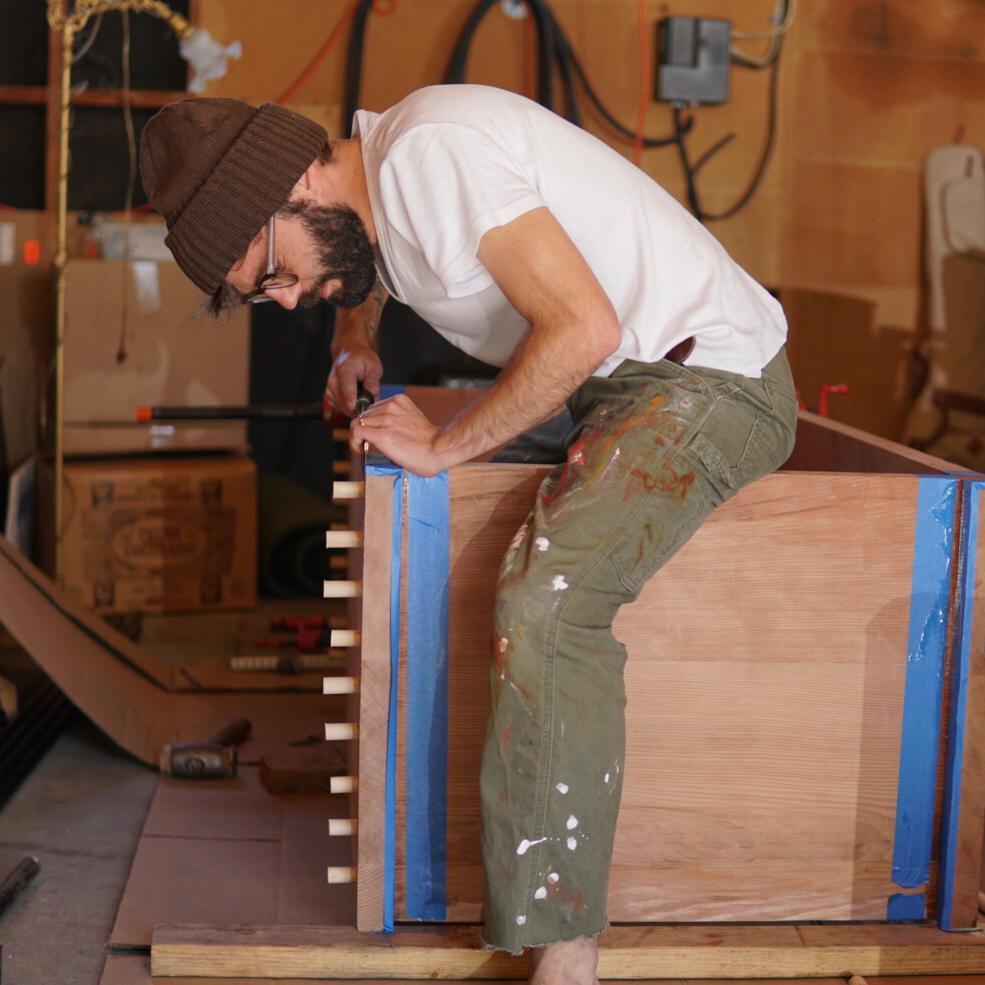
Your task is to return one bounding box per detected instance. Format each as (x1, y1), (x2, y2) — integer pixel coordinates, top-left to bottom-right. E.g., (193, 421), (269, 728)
(141, 84), (797, 984)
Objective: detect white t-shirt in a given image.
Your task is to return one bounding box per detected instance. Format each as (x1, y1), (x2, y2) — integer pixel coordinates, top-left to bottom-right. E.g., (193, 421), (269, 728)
(353, 85), (786, 378)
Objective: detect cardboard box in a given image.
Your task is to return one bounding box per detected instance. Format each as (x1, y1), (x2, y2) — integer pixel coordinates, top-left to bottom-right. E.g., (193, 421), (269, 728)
(61, 456), (256, 614)
(63, 259), (249, 454)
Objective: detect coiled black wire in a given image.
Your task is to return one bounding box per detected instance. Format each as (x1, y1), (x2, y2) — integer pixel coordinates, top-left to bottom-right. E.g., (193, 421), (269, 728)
(344, 0), (375, 136)
(443, 0), (684, 145)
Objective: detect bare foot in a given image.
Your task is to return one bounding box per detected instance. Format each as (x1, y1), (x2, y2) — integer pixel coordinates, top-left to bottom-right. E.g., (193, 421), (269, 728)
(529, 937), (599, 985)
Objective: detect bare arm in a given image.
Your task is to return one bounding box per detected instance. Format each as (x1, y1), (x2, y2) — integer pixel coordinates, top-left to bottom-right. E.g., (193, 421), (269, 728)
(352, 207), (621, 473)
(325, 276), (389, 414)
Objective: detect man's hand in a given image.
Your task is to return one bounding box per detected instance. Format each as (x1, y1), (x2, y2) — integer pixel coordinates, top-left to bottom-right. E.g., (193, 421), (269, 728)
(350, 394), (451, 477)
(325, 345), (383, 417)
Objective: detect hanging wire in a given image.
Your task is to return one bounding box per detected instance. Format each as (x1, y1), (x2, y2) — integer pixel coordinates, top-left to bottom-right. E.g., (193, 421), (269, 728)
(71, 11), (105, 63)
(730, 0), (795, 69)
(118, 8), (137, 364)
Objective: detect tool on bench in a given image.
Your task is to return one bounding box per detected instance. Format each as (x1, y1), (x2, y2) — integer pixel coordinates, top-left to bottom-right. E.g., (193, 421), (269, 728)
(231, 653), (343, 674)
(0, 856), (40, 919)
(159, 718), (252, 780)
(137, 402), (327, 422)
(354, 387), (373, 460)
(232, 616), (345, 675)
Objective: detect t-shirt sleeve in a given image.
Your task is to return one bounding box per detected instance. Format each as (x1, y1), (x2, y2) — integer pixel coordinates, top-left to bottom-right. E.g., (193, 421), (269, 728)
(377, 123), (546, 297)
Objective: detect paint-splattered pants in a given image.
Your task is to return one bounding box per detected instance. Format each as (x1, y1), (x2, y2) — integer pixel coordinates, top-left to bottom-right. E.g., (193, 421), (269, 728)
(480, 348), (798, 953)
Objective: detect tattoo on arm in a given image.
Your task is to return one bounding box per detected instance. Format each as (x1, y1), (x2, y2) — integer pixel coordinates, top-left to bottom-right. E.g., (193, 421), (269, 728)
(336, 276), (389, 353)
(362, 277), (388, 350)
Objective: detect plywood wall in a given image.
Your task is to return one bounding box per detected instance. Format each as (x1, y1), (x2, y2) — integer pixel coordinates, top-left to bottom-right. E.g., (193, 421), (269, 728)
(198, 0), (985, 328)
(197, 0), (785, 286)
(779, 0), (985, 340)
(149, 1), (985, 439)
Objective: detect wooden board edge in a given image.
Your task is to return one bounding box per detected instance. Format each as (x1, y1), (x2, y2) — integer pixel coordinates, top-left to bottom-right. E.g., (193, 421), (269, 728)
(354, 472), (396, 932)
(942, 481), (985, 927)
(150, 923), (985, 979)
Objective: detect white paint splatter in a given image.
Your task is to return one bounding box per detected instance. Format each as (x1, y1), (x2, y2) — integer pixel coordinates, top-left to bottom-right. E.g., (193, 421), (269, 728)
(547, 872), (560, 884)
(567, 836), (578, 851)
(555, 782), (569, 795)
(516, 837), (547, 856)
(534, 887), (547, 900)
(498, 637), (509, 653)
(535, 536), (550, 552)
(566, 815), (579, 830)
(603, 773), (610, 784)
(516, 915), (527, 926)
(551, 575), (568, 592)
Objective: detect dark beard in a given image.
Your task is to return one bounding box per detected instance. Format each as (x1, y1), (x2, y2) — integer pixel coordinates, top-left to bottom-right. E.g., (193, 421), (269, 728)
(279, 201), (376, 308)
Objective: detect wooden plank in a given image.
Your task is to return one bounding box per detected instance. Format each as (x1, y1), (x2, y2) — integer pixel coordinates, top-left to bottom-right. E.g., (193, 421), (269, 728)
(785, 411), (958, 475)
(354, 473), (396, 931)
(941, 481), (985, 928)
(103, 950), (985, 985)
(398, 467), (941, 922)
(150, 923), (985, 979)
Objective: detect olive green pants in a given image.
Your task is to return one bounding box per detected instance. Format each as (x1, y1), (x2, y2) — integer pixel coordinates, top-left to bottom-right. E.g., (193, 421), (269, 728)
(480, 348), (798, 953)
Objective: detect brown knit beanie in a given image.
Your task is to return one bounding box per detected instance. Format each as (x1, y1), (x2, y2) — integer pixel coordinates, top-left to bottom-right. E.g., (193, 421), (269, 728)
(140, 98), (327, 294)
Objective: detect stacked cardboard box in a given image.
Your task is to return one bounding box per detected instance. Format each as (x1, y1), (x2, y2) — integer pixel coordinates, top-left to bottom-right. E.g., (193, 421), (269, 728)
(57, 258), (256, 612)
(60, 456), (256, 613)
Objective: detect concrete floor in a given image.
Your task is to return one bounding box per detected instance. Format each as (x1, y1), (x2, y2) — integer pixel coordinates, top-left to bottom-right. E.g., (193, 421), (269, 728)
(0, 716), (157, 985)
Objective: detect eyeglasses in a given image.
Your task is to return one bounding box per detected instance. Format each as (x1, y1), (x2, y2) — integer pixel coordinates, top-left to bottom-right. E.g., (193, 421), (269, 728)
(245, 215), (299, 304)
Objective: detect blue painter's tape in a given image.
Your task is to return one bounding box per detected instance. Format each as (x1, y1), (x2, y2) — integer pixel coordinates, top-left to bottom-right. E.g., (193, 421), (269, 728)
(404, 472), (450, 920)
(937, 480), (983, 930)
(367, 464), (404, 933)
(887, 892), (926, 921)
(890, 477), (958, 901)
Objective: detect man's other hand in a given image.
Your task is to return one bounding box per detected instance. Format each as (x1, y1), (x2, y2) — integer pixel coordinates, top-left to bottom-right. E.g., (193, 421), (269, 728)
(324, 346), (383, 417)
(350, 393), (451, 477)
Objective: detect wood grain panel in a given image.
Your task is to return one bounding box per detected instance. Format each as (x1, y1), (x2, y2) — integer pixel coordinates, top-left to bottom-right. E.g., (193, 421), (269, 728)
(781, 159), (921, 289)
(942, 481), (985, 927)
(150, 922), (985, 979)
(354, 472), (396, 930)
(801, 0), (985, 61)
(373, 465), (958, 925)
(791, 49), (985, 164)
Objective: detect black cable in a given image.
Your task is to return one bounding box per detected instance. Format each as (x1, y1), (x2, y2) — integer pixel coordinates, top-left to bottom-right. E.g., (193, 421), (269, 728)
(445, 0), (684, 146)
(550, 13), (686, 147)
(552, 21), (581, 127)
(701, 49), (781, 221)
(673, 39), (782, 224)
(444, 0), (558, 114)
(691, 132), (736, 175)
(343, 0), (375, 137)
(672, 105), (704, 220)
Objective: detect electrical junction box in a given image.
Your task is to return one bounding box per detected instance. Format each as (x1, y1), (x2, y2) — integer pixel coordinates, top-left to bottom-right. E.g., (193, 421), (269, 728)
(656, 16), (731, 105)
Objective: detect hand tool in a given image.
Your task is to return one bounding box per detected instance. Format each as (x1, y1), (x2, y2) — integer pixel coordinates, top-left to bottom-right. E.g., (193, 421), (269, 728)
(0, 856), (40, 919)
(137, 403), (327, 422)
(159, 718), (252, 779)
(354, 386), (372, 460)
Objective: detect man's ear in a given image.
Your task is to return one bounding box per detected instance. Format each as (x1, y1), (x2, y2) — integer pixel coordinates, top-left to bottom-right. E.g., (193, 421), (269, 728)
(285, 166), (314, 206)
